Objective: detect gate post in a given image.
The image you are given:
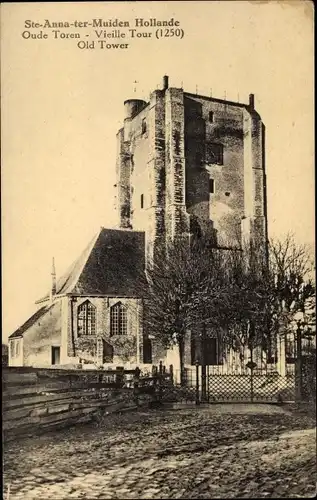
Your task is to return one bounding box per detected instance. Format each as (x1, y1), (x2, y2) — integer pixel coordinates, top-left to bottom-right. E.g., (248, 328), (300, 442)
(195, 360), (200, 405)
(295, 325), (303, 401)
(246, 347), (256, 403)
(250, 366), (254, 403)
(201, 364), (207, 401)
(207, 364), (210, 402)
(201, 327), (207, 402)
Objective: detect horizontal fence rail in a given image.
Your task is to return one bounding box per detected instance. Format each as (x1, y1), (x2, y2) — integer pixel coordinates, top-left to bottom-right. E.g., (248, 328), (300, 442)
(2, 366), (166, 441)
(3, 363), (192, 441)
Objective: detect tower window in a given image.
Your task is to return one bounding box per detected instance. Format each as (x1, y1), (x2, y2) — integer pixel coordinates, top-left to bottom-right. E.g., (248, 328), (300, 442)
(209, 111), (214, 122)
(206, 143), (224, 165)
(110, 302), (127, 336)
(77, 300), (96, 336)
(142, 118), (147, 134)
(140, 194), (144, 208)
(209, 178), (215, 194)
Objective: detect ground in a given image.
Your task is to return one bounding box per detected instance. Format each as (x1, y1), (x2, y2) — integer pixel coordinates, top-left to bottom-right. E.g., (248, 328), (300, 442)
(3, 404), (316, 499)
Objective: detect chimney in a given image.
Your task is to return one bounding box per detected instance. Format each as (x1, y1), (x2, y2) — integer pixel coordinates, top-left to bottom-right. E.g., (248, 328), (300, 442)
(163, 75), (169, 90)
(249, 93), (255, 110)
(50, 257), (56, 300)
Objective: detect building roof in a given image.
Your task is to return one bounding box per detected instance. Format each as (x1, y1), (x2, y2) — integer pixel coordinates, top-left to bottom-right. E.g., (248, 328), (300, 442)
(9, 304), (53, 339)
(184, 92), (262, 120)
(36, 227), (146, 303)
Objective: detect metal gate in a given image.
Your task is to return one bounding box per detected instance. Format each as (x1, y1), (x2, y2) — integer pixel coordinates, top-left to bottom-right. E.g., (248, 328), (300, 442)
(206, 369), (296, 403)
(173, 364), (297, 404)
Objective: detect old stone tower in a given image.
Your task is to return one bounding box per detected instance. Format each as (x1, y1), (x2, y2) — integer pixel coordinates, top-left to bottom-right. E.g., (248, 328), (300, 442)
(116, 76), (267, 260)
(8, 75), (268, 369)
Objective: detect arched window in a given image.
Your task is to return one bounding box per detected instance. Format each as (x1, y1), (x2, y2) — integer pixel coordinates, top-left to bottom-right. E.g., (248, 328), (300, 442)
(77, 300), (96, 336)
(110, 302), (127, 336)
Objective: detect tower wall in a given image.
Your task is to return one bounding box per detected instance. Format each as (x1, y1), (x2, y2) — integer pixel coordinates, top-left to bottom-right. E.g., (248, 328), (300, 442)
(242, 109), (267, 247)
(184, 95), (246, 247)
(165, 88), (190, 241)
(116, 128), (132, 228)
(146, 89), (166, 261)
(116, 79), (267, 257)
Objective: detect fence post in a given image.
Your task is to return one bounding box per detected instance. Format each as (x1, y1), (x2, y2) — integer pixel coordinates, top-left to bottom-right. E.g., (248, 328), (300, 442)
(195, 360), (200, 405)
(207, 364), (210, 401)
(250, 347), (254, 403)
(250, 367), (254, 403)
(169, 364), (174, 385)
(201, 327), (207, 402)
(296, 326), (303, 401)
(133, 366), (141, 406)
(159, 361), (163, 402)
(115, 366), (124, 387)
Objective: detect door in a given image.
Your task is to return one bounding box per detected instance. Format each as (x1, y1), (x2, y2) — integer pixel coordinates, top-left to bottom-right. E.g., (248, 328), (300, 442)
(143, 336), (152, 364)
(103, 340), (114, 363)
(51, 346), (60, 365)
(204, 338), (218, 365)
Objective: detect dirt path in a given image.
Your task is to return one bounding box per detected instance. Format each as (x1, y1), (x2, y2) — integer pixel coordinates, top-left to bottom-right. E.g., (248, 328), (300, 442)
(3, 405), (316, 499)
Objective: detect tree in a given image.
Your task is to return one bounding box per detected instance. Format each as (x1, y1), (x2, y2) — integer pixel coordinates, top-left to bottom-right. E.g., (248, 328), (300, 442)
(137, 230), (315, 386)
(223, 234), (315, 365)
(267, 234), (315, 357)
(219, 241), (272, 367)
(140, 237), (230, 385)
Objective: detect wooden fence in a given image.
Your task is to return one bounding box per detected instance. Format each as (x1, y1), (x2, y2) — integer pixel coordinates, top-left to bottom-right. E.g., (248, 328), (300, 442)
(2, 364), (175, 442)
(3, 367), (138, 441)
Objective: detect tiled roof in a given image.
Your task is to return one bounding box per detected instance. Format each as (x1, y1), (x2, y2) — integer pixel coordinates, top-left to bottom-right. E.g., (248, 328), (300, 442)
(36, 228), (146, 301)
(36, 231), (99, 303)
(9, 304), (53, 339)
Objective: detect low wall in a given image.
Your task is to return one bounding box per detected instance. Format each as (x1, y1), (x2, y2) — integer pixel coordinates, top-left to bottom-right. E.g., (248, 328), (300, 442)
(2, 367), (141, 442)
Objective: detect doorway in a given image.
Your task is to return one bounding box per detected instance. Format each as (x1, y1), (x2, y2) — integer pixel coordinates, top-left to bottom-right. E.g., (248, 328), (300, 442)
(203, 337), (219, 365)
(51, 346), (60, 365)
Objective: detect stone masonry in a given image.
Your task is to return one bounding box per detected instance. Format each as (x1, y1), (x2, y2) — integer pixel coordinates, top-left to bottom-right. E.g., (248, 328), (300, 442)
(116, 76), (268, 258)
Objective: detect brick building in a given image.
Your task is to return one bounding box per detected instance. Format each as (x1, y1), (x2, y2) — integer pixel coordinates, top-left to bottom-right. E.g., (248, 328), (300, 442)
(8, 76), (268, 369)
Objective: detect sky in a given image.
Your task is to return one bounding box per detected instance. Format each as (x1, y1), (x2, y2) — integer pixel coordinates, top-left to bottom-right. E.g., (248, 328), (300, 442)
(1, 1), (314, 342)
